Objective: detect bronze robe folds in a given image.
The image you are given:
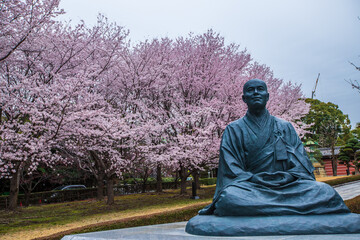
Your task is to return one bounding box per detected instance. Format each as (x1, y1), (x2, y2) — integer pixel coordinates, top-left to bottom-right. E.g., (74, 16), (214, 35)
(199, 111), (349, 216)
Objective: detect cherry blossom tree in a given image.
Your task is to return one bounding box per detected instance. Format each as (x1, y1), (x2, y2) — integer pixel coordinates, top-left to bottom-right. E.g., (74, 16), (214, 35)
(0, 0), (130, 207)
(1, 0), (311, 207)
(113, 38), (177, 193)
(145, 31), (309, 194)
(47, 15), (131, 204)
(0, 0), (65, 210)
(113, 30), (310, 195)
(0, 0), (63, 62)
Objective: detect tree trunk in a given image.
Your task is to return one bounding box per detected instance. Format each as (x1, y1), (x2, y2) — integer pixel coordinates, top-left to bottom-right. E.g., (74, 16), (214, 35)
(106, 178), (115, 205)
(9, 170), (21, 210)
(141, 179), (147, 193)
(96, 174), (105, 201)
(24, 189), (30, 207)
(140, 169), (149, 193)
(20, 179), (33, 207)
(156, 164), (162, 193)
(179, 166), (188, 195)
(180, 177), (187, 194)
(174, 171), (179, 189)
(331, 145), (337, 176)
(194, 170), (200, 189)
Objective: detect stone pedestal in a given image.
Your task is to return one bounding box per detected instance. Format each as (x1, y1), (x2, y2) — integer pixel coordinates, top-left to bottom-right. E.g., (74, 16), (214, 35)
(186, 213), (360, 236)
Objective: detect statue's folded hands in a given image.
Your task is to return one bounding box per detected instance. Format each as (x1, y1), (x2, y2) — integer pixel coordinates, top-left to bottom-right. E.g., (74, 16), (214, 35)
(250, 171), (295, 187)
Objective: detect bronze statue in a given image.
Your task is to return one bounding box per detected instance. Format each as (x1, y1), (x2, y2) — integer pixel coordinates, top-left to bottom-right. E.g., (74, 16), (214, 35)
(186, 79), (360, 236)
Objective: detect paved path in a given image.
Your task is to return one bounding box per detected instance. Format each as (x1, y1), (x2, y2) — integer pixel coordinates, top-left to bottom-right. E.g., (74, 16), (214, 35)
(333, 180), (360, 200)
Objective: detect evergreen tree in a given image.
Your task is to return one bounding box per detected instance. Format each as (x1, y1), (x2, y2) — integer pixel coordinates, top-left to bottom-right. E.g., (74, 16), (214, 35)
(301, 98), (351, 176)
(338, 138), (360, 175)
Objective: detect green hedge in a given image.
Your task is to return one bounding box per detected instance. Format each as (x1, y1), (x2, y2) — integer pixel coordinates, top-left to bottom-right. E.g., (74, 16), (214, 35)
(198, 175), (360, 186)
(123, 177), (181, 184)
(124, 178), (156, 184)
(199, 178), (217, 185)
(123, 175), (360, 187)
(323, 175), (360, 186)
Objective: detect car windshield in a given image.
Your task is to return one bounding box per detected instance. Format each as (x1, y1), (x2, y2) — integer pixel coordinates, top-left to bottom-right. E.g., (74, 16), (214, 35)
(70, 186), (85, 189)
(53, 186), (64, 191)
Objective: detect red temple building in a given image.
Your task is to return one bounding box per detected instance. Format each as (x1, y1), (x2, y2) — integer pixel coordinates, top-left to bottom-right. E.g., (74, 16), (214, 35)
(318, 147), (355, 176)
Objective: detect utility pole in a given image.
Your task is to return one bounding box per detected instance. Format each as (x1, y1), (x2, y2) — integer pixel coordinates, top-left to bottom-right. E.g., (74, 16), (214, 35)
(311, 73), (320, 99)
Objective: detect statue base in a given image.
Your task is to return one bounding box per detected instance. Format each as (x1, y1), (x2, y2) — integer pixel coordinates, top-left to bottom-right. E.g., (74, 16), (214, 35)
(186, 213), (360, 236)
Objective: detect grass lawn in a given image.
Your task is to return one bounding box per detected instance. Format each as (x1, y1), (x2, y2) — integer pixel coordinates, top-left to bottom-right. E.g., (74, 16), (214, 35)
(0, 186), (214, 240)
(1, 175), (360, 240)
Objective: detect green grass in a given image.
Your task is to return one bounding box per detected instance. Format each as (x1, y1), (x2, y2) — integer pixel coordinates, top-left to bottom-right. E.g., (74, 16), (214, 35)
(37, 204), (207, 240)
(3, 175), (360, 240)
(0, 186), (215, 236)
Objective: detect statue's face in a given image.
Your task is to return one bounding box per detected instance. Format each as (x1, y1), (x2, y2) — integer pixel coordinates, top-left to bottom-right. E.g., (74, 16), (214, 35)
(242, 79), (269, 110)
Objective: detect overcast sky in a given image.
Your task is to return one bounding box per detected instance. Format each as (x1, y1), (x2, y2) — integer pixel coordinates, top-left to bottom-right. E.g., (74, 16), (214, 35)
(58, 0), (360, 127)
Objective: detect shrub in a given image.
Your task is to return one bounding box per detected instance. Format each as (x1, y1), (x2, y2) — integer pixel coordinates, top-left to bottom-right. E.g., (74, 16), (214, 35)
(323, 175), (360, 186)
(200, 178), (217, 185)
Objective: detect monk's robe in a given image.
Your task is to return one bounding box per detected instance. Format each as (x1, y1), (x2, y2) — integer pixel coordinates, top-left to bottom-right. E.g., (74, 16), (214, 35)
(199, 110), (349, 216)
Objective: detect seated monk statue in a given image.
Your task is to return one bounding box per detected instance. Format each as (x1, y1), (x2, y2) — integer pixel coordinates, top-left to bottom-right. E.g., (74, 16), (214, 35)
(198, 78), (349, 216)
(186, 79), (360, 236)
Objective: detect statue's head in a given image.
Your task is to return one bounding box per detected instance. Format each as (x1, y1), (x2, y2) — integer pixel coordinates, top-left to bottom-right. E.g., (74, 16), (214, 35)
(242, 79), (269, 110)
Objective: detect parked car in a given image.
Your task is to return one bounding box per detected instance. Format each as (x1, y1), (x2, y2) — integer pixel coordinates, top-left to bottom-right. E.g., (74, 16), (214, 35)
(44, 185), (86, 203)
(52, 185), (86, 191)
